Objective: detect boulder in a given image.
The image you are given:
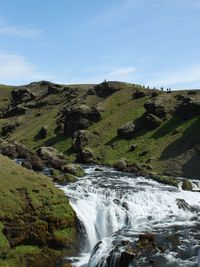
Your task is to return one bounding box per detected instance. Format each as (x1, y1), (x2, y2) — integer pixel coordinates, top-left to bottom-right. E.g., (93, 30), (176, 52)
(72, 130), (94, 152)
(22, 160), (32, 170)
(115, 158), (128, 171)
(29, 154), (44, 171)
(117, 121), (135, 139)
(63, 163), (85, 177)
(129, 144), (137, 152)
(11, 87), (35, 104)
(55, 123), (64, 135)
(63, 105), (102, 136)
(38, 126), (48, 139)
(79, 148), (95, 163)
(1, 123), (18, 137)
(175, 99), (200, 119)
(3, 106), (28, 118)
(94, 82), (119, 97)
(176, 198), (191, 210)
(144, 101), (166, 118)
(144, 114), (162, 129)
(37, 147), (67, 170)
(132, 90), (146, 99)
(0, 141), (18, 158)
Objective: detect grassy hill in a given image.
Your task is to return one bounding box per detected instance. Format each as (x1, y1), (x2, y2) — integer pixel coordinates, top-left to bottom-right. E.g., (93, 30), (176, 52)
(0, 81), (200, 179)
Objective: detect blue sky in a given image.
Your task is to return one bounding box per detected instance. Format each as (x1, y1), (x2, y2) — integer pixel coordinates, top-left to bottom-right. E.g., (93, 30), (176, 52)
(0, 0), (200, 89)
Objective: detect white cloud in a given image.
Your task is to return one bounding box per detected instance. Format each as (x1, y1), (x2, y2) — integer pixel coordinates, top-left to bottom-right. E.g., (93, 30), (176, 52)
(0, 51), (45, 84)
(0, 20), (42, 38)
(148, 65), (200, 88)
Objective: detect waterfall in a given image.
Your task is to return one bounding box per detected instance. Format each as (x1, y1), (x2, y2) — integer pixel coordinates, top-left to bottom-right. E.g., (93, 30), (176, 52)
(58, 166), (200, 267)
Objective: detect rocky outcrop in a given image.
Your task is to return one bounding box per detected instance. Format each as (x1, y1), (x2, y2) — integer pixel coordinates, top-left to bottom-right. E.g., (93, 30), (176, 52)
(181, 179), (193, 191)
(3, 105), (28, 118)
(117, 121), (135, 139)
(94, 82), (119, 97)
(1, 122), (20, 137)
(63, 105), (102, 136)
(176, 97), (200, 119)
(132, 89), (146, 99)
(37, 146), (67, 170)
(144, 101), (166, 118)
(72, 130), (94, 152)
(11, 87), (35, 104)
(78, 148), (95, 163)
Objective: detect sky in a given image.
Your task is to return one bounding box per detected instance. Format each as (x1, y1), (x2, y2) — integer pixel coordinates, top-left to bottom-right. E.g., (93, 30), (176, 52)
(0, 0), (200, 89)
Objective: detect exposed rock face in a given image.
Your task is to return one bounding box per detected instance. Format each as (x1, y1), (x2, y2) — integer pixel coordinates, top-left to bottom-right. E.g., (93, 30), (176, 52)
(3, 105), (28, 118)
(132, 89), (146, 99)
(144, 114), (162, 129)
(144, 101), (166, 118)
(37, 146), (67, 170)
(72, 130), (94, 152)
(11, 87), (35, 104)
(94, 82), (119, 97)
(63, 163), (85, 177)
(117, 121), (135, 139)
(1, 123), (19, 137)
(176, 98), (200, 119)
(63, 105), (102, 136)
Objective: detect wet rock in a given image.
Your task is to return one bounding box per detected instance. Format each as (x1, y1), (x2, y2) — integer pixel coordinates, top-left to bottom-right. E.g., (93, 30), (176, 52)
(29, 154), (44, 171)
(95, 167), (103, 172)
(144, 101), (166, 118)
(132, 89), (146, 99)
(176, 198), (191, 210)
(181, 179), (193, 191)
(38, 126), (48, 139)
(117, 121), (135, 139)
(63, 105), (102, 136)
(37, 146), (67, 170)
(72, 130), (94, 152)
(144, 114), (162, 129)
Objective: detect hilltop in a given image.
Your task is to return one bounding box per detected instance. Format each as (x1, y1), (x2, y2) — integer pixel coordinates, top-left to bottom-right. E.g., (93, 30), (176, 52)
(0, 80), (200, 180)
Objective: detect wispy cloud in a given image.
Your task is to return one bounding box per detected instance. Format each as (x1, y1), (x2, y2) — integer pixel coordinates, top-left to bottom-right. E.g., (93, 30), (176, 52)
(147, 65), (200, 88)
(0, 20), (42, 38)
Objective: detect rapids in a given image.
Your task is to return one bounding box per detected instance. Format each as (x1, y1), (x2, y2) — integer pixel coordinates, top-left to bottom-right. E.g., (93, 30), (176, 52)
(58, 166), (200, 267)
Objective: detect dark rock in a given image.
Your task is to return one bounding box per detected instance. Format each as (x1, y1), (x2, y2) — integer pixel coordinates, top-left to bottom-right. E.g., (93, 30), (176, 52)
(63, 105), (102, 136)
(117, 121), (135, 139)
(1, 123), (18, 137)
(72, 130), (94, 152)
(47, 85), (60, 94)
(129, 144), (137, 152)
(139, 150), (148, 156)
(55, 123), (64, 135)
(94, 82), (119, 97)
(29, 154), (44, 171)
(0, 141), (18, 158)
(95, 167), (103, 172)
(22, 160), (32, 170)
(132, 90), (146, 99)
(38, 126), (48, 139)
(3, 106), (28, 118)
(151, 91), (159, 98)
(144, 101), (166, 118)
(176, 198), (191, 210)
(144, 114), (162, 129)
(176, 99), (200, 119)
(187, 90), (197, 95)
(11, 87), (35, 104)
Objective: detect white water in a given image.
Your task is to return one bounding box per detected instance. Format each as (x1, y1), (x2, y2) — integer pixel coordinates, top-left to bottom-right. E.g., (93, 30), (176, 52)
(58, 166), (200, 267)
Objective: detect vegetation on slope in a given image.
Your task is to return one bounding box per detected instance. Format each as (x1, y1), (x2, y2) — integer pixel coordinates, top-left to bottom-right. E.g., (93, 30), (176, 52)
(0, 154), (78, 267)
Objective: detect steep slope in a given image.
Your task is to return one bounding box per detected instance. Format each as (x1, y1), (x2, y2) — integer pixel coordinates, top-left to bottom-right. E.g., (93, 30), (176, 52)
(0, 154), (78, 267)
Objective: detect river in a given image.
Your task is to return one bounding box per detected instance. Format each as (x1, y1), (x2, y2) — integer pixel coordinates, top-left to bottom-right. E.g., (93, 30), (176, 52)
(57, 166), (200, 267)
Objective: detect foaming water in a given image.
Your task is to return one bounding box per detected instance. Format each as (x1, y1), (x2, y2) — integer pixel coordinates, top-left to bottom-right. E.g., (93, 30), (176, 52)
(58, 166), (200, 267)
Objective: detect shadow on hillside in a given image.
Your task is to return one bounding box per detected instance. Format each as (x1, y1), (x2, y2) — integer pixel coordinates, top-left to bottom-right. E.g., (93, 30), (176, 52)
(182, 152), (200, 179)
(43, 135), (67, 146)
(160, 117), (200, 160)
(151, 116), (183, 139)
